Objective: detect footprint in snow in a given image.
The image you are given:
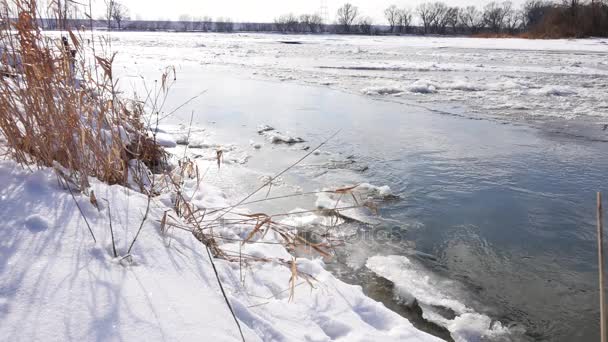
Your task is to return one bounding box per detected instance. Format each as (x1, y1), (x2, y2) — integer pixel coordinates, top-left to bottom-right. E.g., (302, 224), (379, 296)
(24, 215), (49, 233)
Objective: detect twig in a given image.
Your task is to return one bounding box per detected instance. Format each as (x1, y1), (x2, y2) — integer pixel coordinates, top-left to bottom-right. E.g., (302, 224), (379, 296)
(205, 245), (246, 342)
(127, 111), (160, 255)
(58, 173), (97, 243)
(103, 199), (118, 258)
(182, 110), (195, 159)
(158, 90), (207, 122)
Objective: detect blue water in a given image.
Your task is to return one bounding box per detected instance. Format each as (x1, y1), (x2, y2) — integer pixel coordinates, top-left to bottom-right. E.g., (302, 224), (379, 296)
(124, 65), (608, 341)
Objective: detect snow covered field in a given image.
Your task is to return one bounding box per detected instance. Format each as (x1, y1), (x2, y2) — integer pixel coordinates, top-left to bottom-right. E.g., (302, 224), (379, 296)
(111, 32), (608, 126)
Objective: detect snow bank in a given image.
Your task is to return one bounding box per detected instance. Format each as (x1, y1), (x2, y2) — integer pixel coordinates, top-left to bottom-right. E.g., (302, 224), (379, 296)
(0, 160), (442, 342)
(367, 255), (512, 342)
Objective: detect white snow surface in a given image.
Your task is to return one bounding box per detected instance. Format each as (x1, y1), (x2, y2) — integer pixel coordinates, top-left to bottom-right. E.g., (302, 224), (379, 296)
(107, 32), (608, 122)
(0, 158), (442, 342)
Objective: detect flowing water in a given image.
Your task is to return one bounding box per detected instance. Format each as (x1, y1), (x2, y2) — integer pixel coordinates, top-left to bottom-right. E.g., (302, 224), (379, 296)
(120, 64), (608, 341)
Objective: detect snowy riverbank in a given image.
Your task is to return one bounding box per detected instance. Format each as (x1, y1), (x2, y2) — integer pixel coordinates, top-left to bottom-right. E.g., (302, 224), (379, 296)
(0, 143), (443, 342)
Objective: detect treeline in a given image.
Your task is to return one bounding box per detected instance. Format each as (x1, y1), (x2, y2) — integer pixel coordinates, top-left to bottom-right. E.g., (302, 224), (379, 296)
(13, 0), (608, 38)
(39, 17), (237, 33)
(271, 1), (608, 37)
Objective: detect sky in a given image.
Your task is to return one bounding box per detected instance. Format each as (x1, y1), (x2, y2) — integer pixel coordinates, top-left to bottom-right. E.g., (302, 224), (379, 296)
(92, 0), (526, 23)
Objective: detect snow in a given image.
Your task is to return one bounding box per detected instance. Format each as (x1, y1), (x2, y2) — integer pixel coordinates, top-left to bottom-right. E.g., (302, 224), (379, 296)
(367, 255), (513, 342)
(258, 126), (305, 144)
(23, 214), (49, 232)
(0, 158), (442, 342)
(108, 32), (608, 122)
(151, 131), (178, 147)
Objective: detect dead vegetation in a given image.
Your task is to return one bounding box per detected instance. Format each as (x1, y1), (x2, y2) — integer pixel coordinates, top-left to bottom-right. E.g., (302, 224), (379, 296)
(0, 0), (167, 189)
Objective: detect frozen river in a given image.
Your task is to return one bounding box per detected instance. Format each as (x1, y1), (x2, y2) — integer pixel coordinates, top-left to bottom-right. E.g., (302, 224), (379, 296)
(111, 32), (608, 341)
(112, 32), (608, 140)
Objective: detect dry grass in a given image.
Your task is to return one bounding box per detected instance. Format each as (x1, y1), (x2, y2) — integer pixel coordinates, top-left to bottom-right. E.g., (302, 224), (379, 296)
(0, 0), (166, 189)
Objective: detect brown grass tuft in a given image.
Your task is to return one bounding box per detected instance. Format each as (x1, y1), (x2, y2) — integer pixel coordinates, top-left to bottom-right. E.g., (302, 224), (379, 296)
(0, 0), (166, 188)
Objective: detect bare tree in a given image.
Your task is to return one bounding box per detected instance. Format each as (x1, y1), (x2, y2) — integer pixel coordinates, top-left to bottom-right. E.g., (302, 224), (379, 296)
(446, 7), (461, 33)
(105, 1), (129, 30)
(459, 5), (485, 33)
(337, 3), (359, 33)
(216, 17), (234, 32)
(274, 13), (298, 33)
(503, 7), (522, 33)
(358, 16), (373, 34)
(522, 0), (551, 29)
(104, 0), (114, 30)
(429, 2), (450, 34)
(300, 14), (323, 33)
(385, 5), (399, 32)
(111, 2), (129, 30)
(201, 16), (213, 31)
(398, 8), (412, 33)
(417, 2), (439, 34)
(179, 14), (193, 31)
(483, 1), (510, 33)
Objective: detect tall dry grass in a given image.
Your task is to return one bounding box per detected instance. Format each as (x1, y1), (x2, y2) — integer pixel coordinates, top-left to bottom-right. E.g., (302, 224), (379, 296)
(0, 0), (165, 189)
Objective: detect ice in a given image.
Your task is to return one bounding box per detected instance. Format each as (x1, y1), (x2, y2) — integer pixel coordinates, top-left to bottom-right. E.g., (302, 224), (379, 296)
(261, 130), (305, 144)
(407, 80), (439, 94)
(110, 32), (606, 121)
(150, 131), (177, 147)
(314, 183), (395, 225)
(249, 140), (263, 149)
(256, 124), (305, 144)
(367, 255), (513, 342)
(529, 85), (577, 97)
(444, 81), (485, 92)
(362, 85), (403, 96)
(355, 183), (395, 199)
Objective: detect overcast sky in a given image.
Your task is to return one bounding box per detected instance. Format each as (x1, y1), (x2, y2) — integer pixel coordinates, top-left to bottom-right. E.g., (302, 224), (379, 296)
(92, 0), (526, 23)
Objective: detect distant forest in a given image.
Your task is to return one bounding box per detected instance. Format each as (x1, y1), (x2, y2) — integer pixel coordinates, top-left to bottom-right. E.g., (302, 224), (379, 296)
(7, 0), (608, 38)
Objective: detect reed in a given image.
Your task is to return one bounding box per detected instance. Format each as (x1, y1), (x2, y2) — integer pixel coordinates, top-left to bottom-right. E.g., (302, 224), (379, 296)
(0, 0), (166, 189)
(598, 192), (606, 342)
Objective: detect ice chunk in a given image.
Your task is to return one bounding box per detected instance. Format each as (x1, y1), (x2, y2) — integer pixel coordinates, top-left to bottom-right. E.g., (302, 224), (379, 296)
(257, 124), (275, 133)
(261, 130), (305, 144)
(150, 131), (177, 148)
(367, 255), (514, 342)
(362, 86), (403, 96)
(529, 86), (576, 97)
(407, 80), (438, 94)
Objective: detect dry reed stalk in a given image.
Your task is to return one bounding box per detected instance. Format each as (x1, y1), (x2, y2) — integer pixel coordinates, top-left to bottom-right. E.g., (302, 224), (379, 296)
(598, 192), (606, 342)
(0, 0), (167, 189)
